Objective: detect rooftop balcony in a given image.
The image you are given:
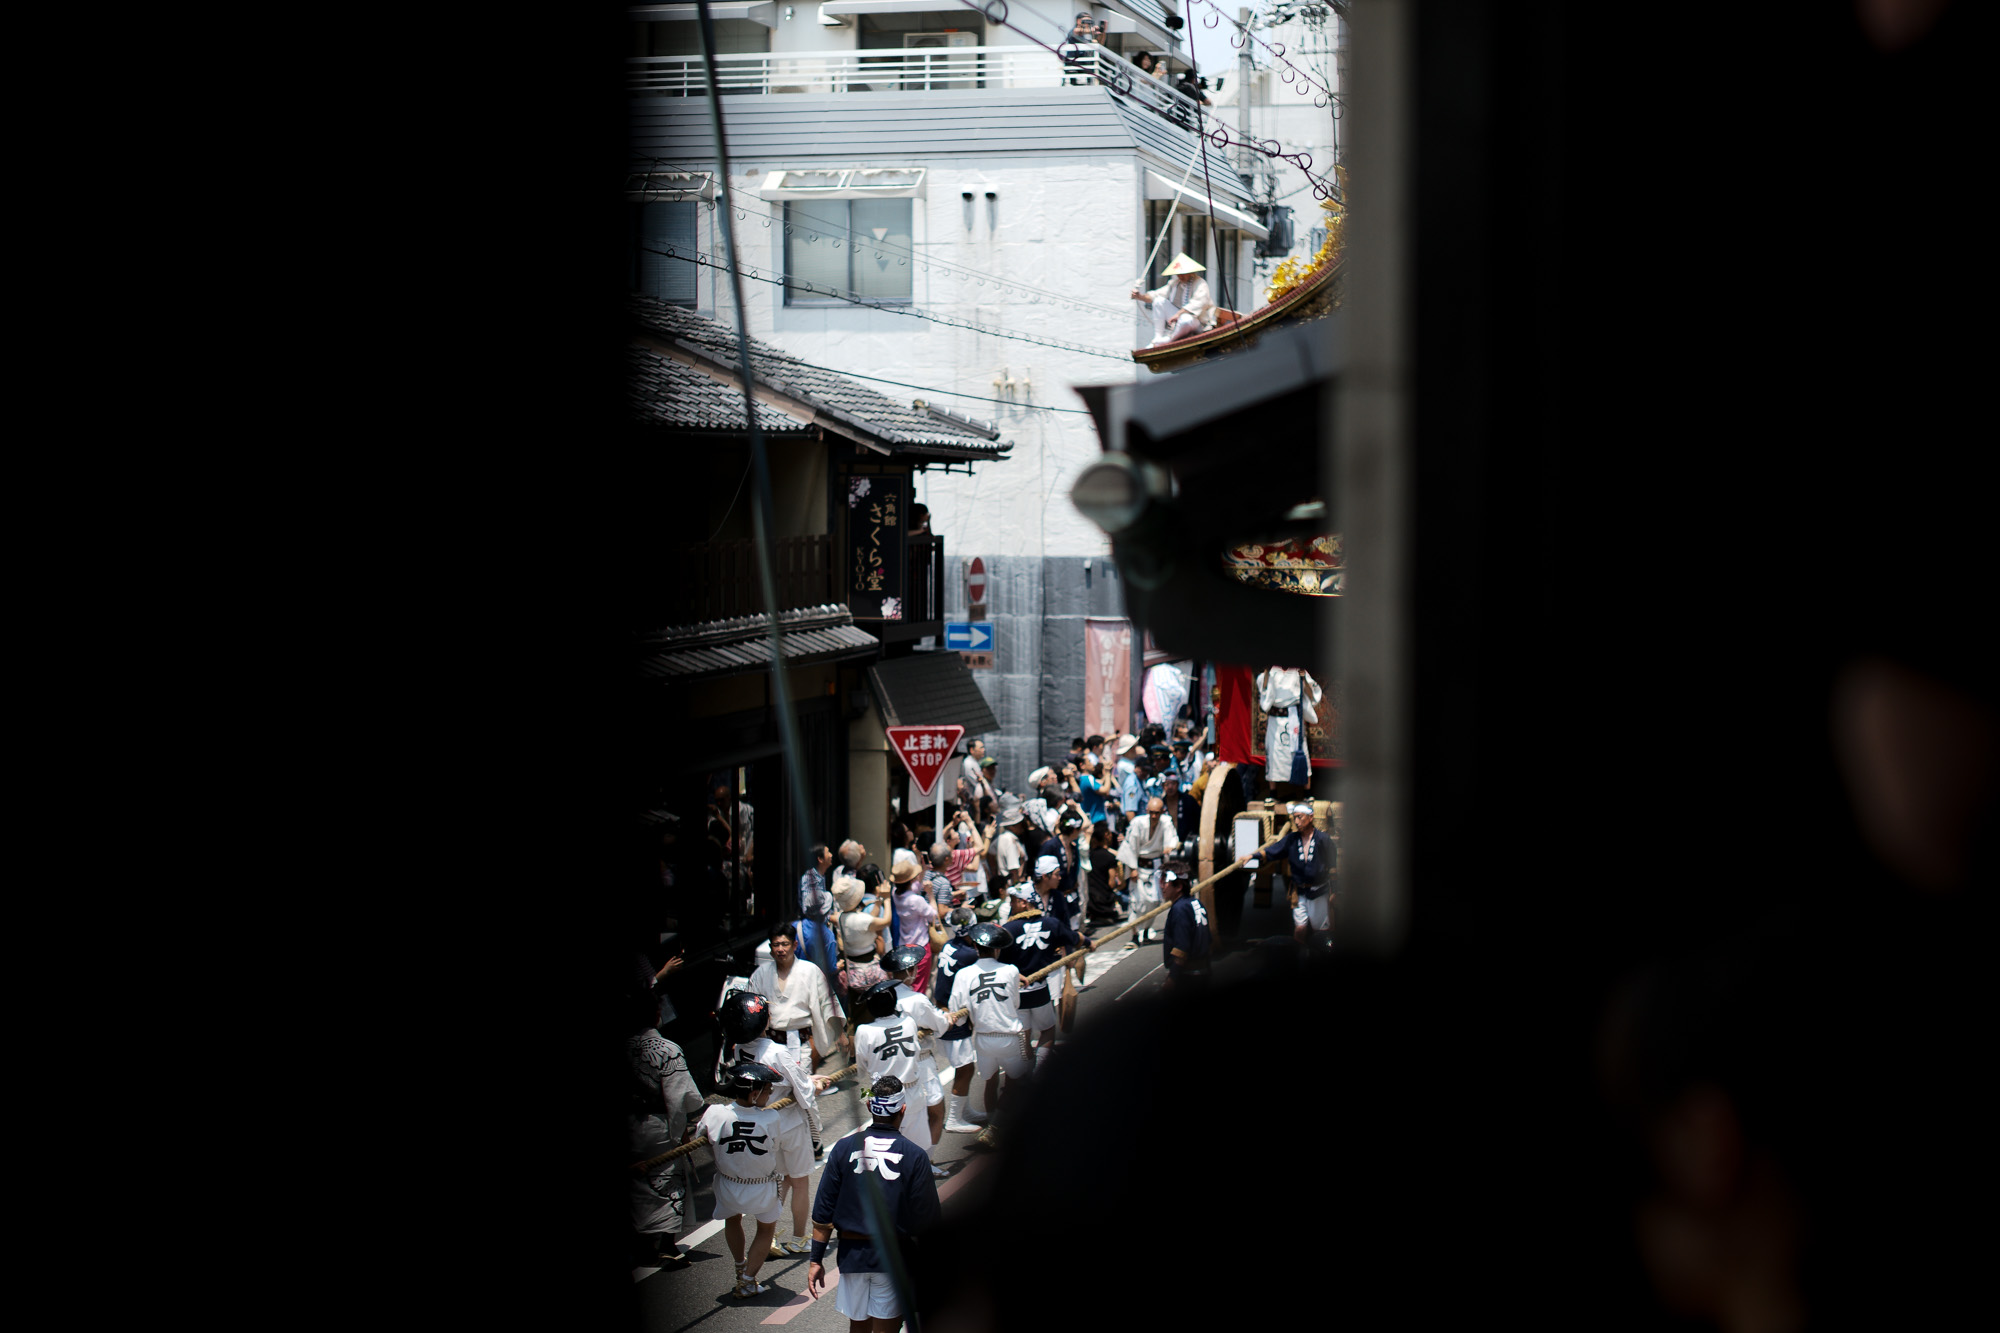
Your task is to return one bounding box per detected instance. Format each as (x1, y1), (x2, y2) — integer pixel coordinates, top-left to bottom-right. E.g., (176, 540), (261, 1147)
(628, 42), (1206, 126)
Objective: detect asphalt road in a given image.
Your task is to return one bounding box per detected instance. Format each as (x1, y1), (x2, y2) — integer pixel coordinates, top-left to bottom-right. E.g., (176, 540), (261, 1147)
(633, 876), (1306, 1331)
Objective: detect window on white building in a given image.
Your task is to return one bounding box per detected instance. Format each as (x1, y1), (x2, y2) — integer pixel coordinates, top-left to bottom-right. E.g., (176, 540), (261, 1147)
(784, 199), (913, 305)
(631, 201), (699, 307)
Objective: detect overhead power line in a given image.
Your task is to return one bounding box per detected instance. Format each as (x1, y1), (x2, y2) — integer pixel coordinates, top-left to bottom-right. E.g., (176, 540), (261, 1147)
(634, 153), (1134, 320)
(651, 324), (1098, 414)
(643, 243), (1135, 362)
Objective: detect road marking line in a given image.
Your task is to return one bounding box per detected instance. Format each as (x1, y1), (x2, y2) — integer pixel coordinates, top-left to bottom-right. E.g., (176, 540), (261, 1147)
(937, 1155), (988, 1203)
(1112, 962), (1164, 1001)
(760, 1267), (836, 1324)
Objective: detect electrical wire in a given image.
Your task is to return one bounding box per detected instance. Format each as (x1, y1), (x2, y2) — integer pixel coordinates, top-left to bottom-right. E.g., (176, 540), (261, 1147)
(633, 153), (1134, 320)
(1187, 14), (1256, 356)
(652, 323), (1096, 413)
(1196, 0), (1342, 112)
(932, 2), (1343, 198)
(641, 242), (1135, 361)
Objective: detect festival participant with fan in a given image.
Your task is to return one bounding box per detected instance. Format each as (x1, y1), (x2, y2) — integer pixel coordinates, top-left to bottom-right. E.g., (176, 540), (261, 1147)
(1131, 253), (1216, 346)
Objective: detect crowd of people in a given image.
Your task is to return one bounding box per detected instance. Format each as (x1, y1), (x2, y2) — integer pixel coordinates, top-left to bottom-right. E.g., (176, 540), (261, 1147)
(626, 715), (1286, 1307)
(1060, 11), (1211, 108)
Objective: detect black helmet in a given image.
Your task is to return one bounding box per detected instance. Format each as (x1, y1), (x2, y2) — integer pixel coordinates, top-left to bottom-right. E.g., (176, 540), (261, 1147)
(717, 989), (773, 1045)
(882, 945), (924, 975)
(945, 905), (978, 936)
(969, 922), (1010, 951)
(861, 978), (904, 1020)
(722, 1061), (782, 1094)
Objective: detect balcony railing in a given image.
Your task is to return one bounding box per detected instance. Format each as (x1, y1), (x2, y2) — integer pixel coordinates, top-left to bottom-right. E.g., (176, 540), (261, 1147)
(666, 534), (836, 625)
(628, 43), (1204, 124)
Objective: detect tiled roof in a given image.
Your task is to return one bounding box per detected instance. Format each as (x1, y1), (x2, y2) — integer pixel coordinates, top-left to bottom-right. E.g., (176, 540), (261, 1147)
(628, 343), (813, 434)
(640, 603), (880, 681)
(867, 650), (1001, 738)
(629, 295), (1015, 460)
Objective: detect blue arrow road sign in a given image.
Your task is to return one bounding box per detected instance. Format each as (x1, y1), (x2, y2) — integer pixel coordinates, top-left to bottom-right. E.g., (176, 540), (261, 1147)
(944, 621), (994, 651)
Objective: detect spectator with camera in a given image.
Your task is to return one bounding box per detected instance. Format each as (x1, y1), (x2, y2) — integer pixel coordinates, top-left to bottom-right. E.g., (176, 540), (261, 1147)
(1061, 11), (1104, 85)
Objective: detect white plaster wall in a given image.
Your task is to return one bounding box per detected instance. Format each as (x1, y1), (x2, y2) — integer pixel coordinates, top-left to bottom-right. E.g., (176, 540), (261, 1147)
(768, 8), (860, 55)
(700, 152), (1142, 558)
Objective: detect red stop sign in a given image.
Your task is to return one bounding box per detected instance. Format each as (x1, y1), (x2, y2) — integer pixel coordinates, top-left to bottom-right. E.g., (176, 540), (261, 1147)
(967, 557), (987, 605)
(885, 725), (965, 798)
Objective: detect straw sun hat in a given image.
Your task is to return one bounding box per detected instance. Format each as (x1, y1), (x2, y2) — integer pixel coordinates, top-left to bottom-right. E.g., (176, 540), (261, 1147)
(1160, 252), (1207, 277)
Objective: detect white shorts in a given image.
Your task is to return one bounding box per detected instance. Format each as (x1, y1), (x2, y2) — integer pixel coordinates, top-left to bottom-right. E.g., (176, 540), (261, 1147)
(834, 1269), (902, 1321)
(897, 1100), (932, 1155)
(1291, 892), (1331, 931)
(938, 1034), (974, 1070)
(1018, 991), (1057, 1034)
(712, 1175), (784, 1225)
(973, 1030), (1031, 1079)
(920, 1059), (944, 1106)
(771, 1111), (813, 1179)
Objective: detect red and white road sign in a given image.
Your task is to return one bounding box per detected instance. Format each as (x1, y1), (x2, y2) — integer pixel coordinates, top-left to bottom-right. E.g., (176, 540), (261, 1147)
(885, 724), (965, 797)
(966, 557), (987, 606)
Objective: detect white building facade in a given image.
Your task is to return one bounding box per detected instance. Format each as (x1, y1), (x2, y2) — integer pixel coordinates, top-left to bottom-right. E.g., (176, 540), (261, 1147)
(628, 0), (1323, 775)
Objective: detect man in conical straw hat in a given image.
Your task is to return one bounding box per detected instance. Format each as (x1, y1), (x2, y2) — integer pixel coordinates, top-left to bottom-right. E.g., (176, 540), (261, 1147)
(1131, 251), (1216, 346)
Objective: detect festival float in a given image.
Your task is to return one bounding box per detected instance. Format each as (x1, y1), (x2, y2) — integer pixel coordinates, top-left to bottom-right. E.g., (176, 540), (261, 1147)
(1132, 191), (1346, 374)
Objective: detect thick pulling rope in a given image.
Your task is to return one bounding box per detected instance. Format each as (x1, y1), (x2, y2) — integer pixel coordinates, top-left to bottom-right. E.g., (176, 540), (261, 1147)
(632, 864), (1244, 1171)
(631, 1065), (863, 1171)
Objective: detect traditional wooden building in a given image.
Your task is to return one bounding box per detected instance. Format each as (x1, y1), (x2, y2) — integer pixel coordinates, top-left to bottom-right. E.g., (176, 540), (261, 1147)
(630, 293), (1011, 1016)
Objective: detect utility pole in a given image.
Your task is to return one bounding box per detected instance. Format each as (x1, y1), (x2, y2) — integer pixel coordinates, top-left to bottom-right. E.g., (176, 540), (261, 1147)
(1237, 7), (1255, 183)
(1332, 3), (1347, 167)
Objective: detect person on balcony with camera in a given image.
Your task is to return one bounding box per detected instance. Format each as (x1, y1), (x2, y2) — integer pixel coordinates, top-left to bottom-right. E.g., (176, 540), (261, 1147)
(1061, 12), (1104, 85)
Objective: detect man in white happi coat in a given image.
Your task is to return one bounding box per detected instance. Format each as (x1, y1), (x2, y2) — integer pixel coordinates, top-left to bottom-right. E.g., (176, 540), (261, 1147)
(748, 924), (845, 1159)
(1256, 666), (1323, 789)
(1131, 252), (1217, 346)
(1118, 795), (1182, 943)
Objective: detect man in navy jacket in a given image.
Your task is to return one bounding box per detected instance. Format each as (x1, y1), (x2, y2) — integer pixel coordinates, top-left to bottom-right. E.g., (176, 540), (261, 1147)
(808, 1075), (942, 1330)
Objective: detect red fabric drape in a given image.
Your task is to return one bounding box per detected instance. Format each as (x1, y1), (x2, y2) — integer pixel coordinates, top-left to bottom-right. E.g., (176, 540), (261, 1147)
(1215, 663), (1257, 765)
(1214, 663), (1340, 769)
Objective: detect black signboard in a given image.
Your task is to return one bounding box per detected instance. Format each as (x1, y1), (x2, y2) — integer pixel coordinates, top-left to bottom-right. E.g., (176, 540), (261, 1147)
(844, 468), (908, 620)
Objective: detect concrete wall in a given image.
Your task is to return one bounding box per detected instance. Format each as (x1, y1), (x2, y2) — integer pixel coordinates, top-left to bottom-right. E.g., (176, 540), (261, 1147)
(847, 692), (892, 864)
(943, 552), (1135, 794)
(695, 152), (1148, 559)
